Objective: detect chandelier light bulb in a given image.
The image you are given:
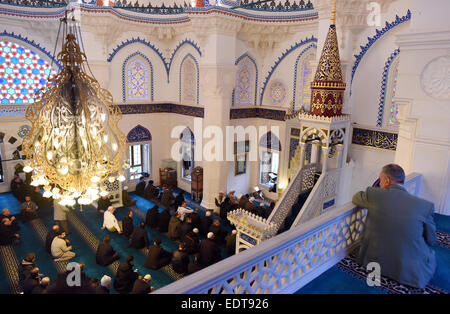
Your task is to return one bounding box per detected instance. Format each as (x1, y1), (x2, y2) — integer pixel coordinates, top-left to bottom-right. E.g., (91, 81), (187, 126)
(91, 176), (101, 183)
(43, 191), (53, 198)
(108, 177), (116, 183)
(99, 190), (109, 197)
(23, 165), (33, 173)
(118, 174), (126, 182)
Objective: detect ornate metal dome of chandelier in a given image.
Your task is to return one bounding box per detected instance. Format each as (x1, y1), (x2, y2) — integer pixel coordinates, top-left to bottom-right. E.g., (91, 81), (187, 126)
(22, 11), (128, 206)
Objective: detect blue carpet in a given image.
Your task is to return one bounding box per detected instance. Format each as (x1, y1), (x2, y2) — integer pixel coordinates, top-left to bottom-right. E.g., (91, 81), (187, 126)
(297, 265), (389, 294)
(71, 205), (174, 289)
(0, 193), (21, 215)
(434, 213), (450, 234)
(37, 205), (117, 289)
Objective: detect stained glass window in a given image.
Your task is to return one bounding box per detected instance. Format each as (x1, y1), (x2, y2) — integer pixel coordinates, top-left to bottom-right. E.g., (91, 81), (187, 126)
(300, 54), (314, 108)
(181, 58), (196, 105)
(389, 65), (399, 125)
(127, 58), (148, 101)
(270, 81), (286, 105)
(0, 40), (56, 105)
(236, 59), (253, 105)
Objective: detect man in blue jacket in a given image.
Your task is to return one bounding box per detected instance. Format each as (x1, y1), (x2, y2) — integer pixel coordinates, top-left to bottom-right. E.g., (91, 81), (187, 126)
(352, 164), (436, 289)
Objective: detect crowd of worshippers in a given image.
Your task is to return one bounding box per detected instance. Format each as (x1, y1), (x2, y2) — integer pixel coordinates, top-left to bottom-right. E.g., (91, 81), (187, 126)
(215, 190), (276, 223)
(17, 252), (155, 294)
(4, 173), (238, 294)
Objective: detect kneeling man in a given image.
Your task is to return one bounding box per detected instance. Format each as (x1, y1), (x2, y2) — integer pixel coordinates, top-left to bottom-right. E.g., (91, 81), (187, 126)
(352, 164), (436, 289)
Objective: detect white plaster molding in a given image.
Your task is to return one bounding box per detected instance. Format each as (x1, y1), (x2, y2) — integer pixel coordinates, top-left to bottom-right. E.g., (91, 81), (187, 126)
(396, 29), (450, 50)
(420, 55), (450, 101)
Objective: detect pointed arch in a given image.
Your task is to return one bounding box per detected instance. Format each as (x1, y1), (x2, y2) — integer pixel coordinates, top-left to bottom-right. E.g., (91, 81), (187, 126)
(179, 54), (199, 106)
(122, 51), (153, 103)
(259, 131), (281, 151)
(127, 125), (152, 143)
(292, 44), (317, 111)
(235, 53), (258, 106)
(0, 37), (58, 105)
(378, 49), (400, 127)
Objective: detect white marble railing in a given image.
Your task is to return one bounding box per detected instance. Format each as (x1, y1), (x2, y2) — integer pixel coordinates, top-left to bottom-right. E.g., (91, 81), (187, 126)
(267, 162), (320, 228)
(153, 203), (367, 294)
(291, 168), (341, 228)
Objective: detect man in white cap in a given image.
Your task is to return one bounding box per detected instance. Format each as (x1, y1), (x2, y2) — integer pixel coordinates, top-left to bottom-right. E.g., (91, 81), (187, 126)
(101, 206), (122, 234)
(199, 232), (221, 266)
(96, 275), (112, 294)
(122, 186), (136, 207)
(130, 274), (154, 294)
(227, 190), (237, 206)
(200, 210), (213, 236)
(215, 191), (224, 208)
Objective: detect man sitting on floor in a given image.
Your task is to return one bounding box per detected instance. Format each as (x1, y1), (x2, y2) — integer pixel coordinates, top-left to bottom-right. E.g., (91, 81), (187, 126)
(135, 176), (146, 197)
(96, 235), (120, 267)
(145, 205), (159, 229)
(144, 180), (159, 200)
(51, 231), (75, 261)
(97, 195), (111, 214)
(0, 218), (20, 245)
(128, 221), (149, 250)
(102, 206), (122, 234)
(96, 275), (112, 294)
(157, 208), (171, 233)
(352, 163), (437, 289)
(209, 220), (226, 245)
(171, 242), (190, 276)
(0, 208), (19, 233)
(22, 267), (41, 294)
(122, 186), (137, 207)
(45, 225), (70, 256)
(10, 174), (26, 203)
(18, 253), (36, 289)
(131, 274), (154, 294)
(168, 212), (182, 241)
(114, 256), (139, 294)
(199, 211), (213, 237)
(121, 210), (134, 239)
(161, 186), (175, 210)
(199, 232), (221, 267)
(20, 195), (38, 222)
(225, 230), (237, 255)
(145, 237), (172, 270)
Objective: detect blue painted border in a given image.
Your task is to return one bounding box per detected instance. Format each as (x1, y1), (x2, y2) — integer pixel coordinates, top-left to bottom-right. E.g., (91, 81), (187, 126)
(259, 36), (317, 106)
(179, 53), (200, 106)
(122, 51), (154, 103)
(235, 52), (258, 106)
(168, 39), (202, 83)
(292, 43), (316, 111)
(350, 10), (411, 94)
(0, 30), (61, 69)
(377, 48), (400, 127)
(109, 38), (201, 83)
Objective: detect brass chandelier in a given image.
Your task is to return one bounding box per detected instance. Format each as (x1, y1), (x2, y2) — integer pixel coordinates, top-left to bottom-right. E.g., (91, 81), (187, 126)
(22, 14), (128, 206)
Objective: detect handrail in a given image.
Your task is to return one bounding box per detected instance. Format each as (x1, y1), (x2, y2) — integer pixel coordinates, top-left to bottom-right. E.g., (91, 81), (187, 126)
(291, 168), (340, 227)
(267, 162), (319, 228)
(154, 202), (366, 294)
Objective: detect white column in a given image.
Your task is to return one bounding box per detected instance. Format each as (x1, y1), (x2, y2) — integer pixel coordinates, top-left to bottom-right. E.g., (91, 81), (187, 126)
(394, 0), (450, 214)
(322, 147), (330, 174)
